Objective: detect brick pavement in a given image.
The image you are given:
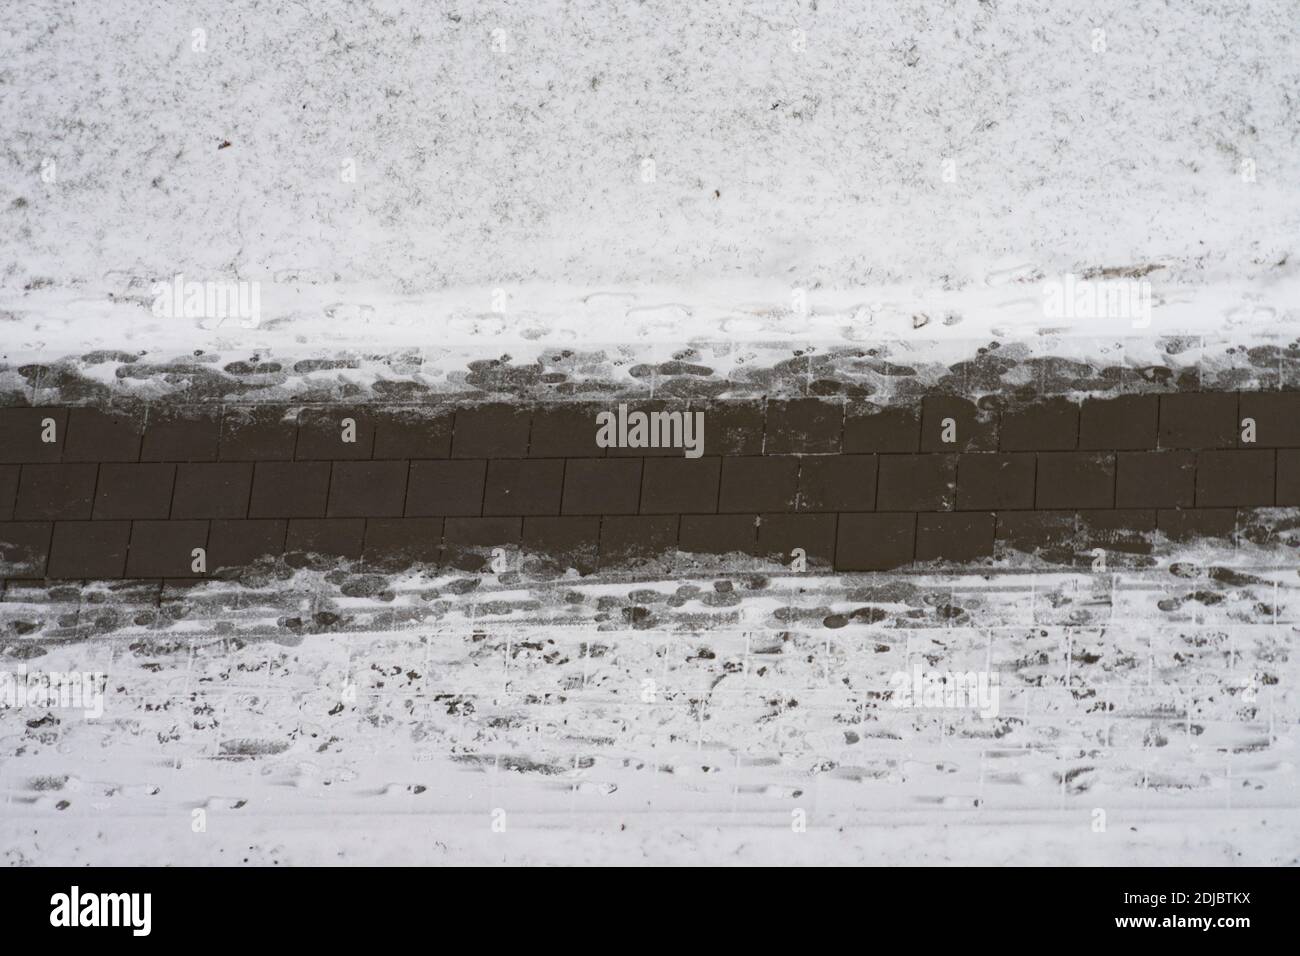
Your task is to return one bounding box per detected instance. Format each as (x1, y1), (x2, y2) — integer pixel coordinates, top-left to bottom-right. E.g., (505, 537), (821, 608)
(0, 393), (1297, 580)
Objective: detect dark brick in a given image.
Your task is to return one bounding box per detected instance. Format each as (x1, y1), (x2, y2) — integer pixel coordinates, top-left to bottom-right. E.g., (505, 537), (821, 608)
(0, 407), (66, 463)
(363, 518), (443, 571)
(764, 399), (842, 454)
(1077, 510), (1156, 556)
(373, 407), (452, 459)
(14, 464), (98, 520)
(599, 515), (678, 568)
(451, 404), (531, 458)
(483, 459), (564, 515)
(0, 466), (16, 521)
(47, 521), (131, 578)
(1000, 398), (1079, 451)
(639, 457), (721, 513)
(995, 511), (1076, 562)
(1035, 453), (1114, 509)
(442, 517), (522, 571)
(1279, 450), (1300, 505)
(916, 512), (995, 564)
(141, 406), (220, 461)
(1238, 392), (1300, 447)
(835, 513), (915, 571)
(327, 461), (409, 518)
(64, 407), (144, 462)
(758, 513), (836, 565)
(285, 519), (365, 559)
(1235, 508), (1300, 550)
(1195, 450), (1274, 506)
(93, 463), (175, 519)
(406, 460), (486, 516)
(877, 454), (955, 511)
(126, 520), (209, 577)
(796, 456), (877, 512)
(1158, 509), (1237, 543)
(844, 403), (920, 453)
(248, 462), (331, 518)
(955, 454), (1035, 510)
(207, 519), (286, 573)
(718, 457), (799, 513)
(696, 401), (765, 455)
(528, 404), (605, 458)
(604, 402), (696, 457)
(1115, 451), (1195, 508)
(679, 514), (759, 556)
(1079, 395), (1158, 450)
(219, 406), (298, 460)
(561, 459), (642, 515)
(920, 396), (997, 452)
(0, 522), (52, 576)
(171, 463), (253, 519)
(522, 516), (600, 574)
(1159, 393), (1237, 449)
(297, 408), (375, 459)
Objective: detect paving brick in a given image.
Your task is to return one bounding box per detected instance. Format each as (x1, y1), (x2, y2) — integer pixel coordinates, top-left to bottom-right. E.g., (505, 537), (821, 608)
(955, 454), (1035, 510)
(171, 463), (253, 519)
(285, 519), (365, 560)
(1115, 451), (1195, 508)
(372, 407), (452, 459)
(876, 454), (955, 511)
(696, 401), (765, 456)
(1077, 510), (1156, 557)
(1279, 450), (1300, 505)
(482, 459), (564, 515)
(363, 518), (443, 571)
(916, 512), (995, 564)
(920, 396), (997, 452)
(47, 521), (131, 578)
(64, 407), (144, 462)
(995, 511), (1076, 562)
(1079, 395), (1158, 450)
(843, 403), (920, 453)
(451, 404), (531, 458)
(795, 455), (877, 512)
(0, 407), (66, 463)
(604, 402), (697, 458)
(442, 516), (522, 571)
(758, 513), (836, 565)
(1035, 453), (1114, 509)
(1158, 509), (1237, 543)
(835, 513), (915, 571)
(522, 516), (600, 574)
(598, 515), (678, 568)
(0, 466), (16, 521)
(718, 457), (799, 513)
(327, 461), (409, 517)
(1195, 450), (1274, 506)
(1238, 392), (1300, 447)
(219, 406), (298, 460)
(248, 462), (331, 518)
(764, 399), (842, 454)
(406, 459), (486, 516)
(999, 398), (1079, 451)
(93, 463), (175, 519)
(639, 457), (721, 513)
(679, 514), (759, 556)
(1235, 508), (1299, 550)
(126, 520), (209, 577)
(207, 519), (286, 573)
(14, 464), (98, 520)
(528, 404), (605, 458)
(561, 459), (642, 515)
(0, 522), (52, 577)
(141, 406), (221, 461)
(296, 408), (375, 459)
(1159, 393), (1237, 449)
